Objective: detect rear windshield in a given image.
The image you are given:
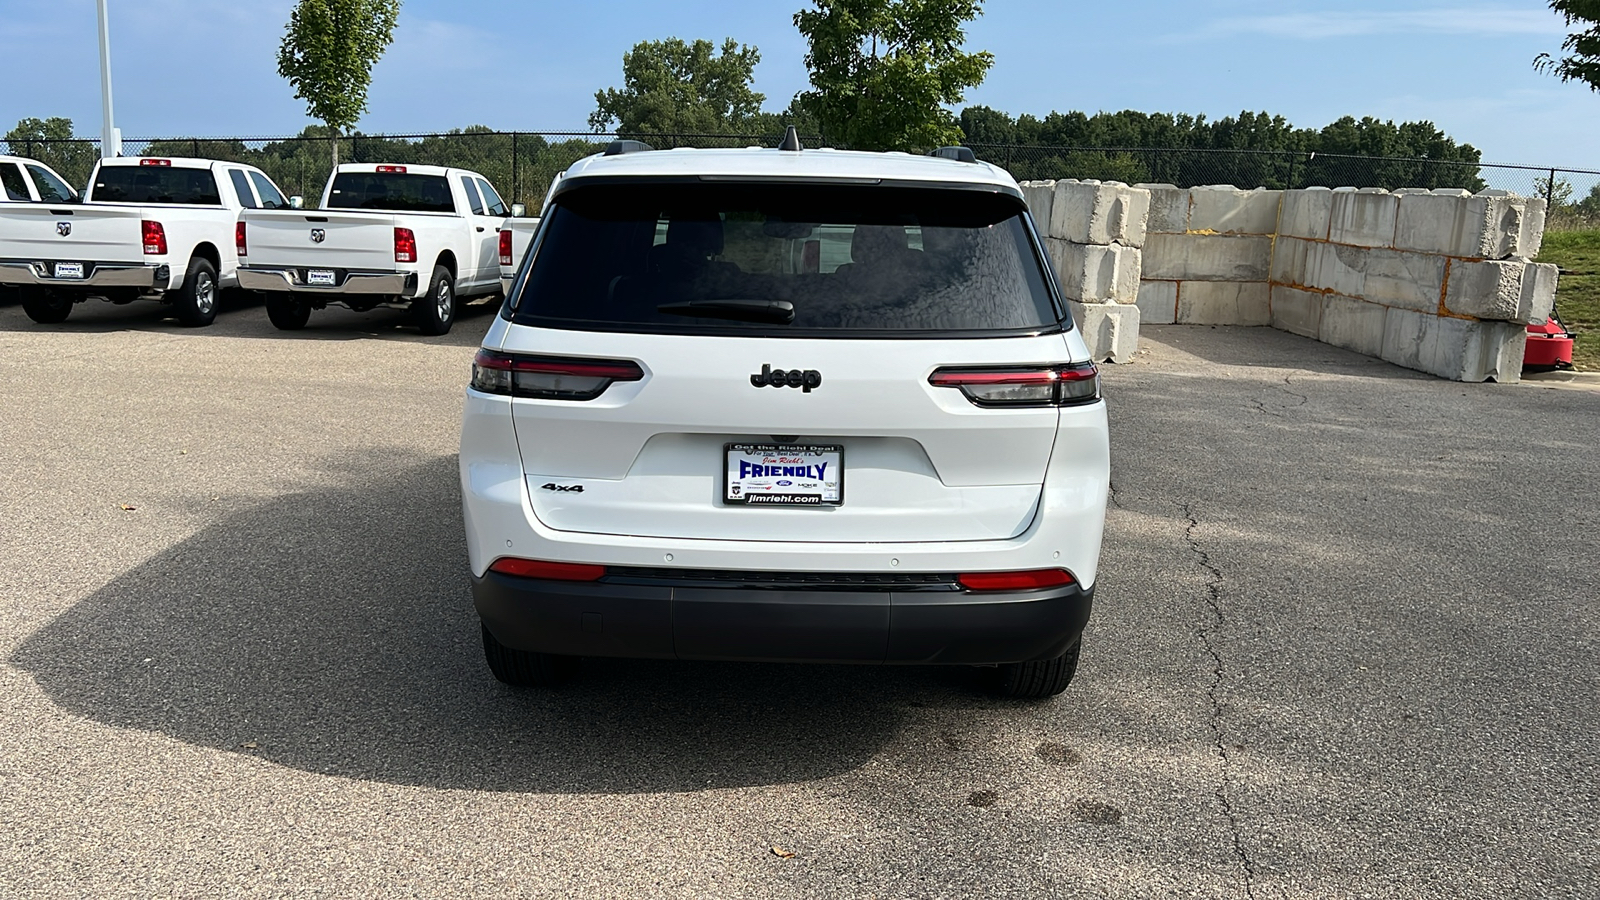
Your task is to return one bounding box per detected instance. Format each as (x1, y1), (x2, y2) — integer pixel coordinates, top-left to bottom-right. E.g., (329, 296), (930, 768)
(92, 165), (221, 205)
(326, 173), (454, 213)
(510, 182), (1060, 337)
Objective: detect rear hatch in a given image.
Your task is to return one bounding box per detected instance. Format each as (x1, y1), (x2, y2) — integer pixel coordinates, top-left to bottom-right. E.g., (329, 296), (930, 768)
(242, 209), (400, 271)
(498, 180), (1078, 544)
(0, 204), (145, 265)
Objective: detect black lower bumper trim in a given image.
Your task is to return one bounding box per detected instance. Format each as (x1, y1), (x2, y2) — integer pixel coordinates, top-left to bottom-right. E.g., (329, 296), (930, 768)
(472, 571), (1093, 665)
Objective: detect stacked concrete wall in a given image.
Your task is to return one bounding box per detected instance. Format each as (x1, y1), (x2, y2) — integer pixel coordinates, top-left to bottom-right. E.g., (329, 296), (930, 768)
(1022, 180), (1150, 362)
(1135, 186), (1279, 327)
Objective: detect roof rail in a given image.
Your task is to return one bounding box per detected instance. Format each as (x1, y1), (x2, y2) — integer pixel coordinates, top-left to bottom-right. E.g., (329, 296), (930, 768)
(929, 146), (977, 163)
(603, 139), (655, 156)
(778, 125), (803, 152)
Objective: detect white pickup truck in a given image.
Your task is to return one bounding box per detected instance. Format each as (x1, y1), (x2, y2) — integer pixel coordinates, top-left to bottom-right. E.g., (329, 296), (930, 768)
(496, 213), (540, 295)
(0, 156), (291, 326)
(237, 163), (510, 335)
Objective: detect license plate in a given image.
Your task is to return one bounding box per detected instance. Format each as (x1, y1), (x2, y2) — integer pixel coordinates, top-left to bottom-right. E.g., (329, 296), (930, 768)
(725, 443), (843, 506)
(52, 262), (84, 279)
(306, 269), (336, 286)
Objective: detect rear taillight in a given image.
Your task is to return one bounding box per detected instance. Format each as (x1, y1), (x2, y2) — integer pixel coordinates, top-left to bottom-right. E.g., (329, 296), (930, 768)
(498, 228), (513, 266)
(958, 569), (1075, 592)
(489, 558), (606, 581)
(394, 227), (416, 263)
(929, 363), (1099, 407)
(141, 220), (167, 255)
(375, 165), (407, 174)
(471, 349), (644, 401)
(139, 158), (171, 167)
(235, 221), (247, 257)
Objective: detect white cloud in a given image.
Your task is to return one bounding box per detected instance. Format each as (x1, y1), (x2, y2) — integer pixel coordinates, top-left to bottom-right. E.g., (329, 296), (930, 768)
(1171, 7), (1566, 41)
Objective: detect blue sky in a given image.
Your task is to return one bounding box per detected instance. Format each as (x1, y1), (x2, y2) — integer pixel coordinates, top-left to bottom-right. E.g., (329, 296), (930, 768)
(0, 1), (1594, 167)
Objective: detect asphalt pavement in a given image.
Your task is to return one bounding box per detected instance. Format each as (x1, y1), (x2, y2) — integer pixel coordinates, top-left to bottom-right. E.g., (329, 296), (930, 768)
(1, 294), (1595, 898)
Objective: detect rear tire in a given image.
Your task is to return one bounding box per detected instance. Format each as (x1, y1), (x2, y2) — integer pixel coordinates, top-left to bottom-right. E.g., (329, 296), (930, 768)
(412, 265), (455, 336)
(264, 292), (311, 330)
(21, 288), (72, 324)
(988, 638), (1082, 699)
(481, 622), (579, 687)
(174, 257), (218, 327)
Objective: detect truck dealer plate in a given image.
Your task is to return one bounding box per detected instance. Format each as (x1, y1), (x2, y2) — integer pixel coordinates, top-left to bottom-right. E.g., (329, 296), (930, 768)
(724, 443), (843, 506)
(52, 262), (84, 279)
(306, 269), (336, 286)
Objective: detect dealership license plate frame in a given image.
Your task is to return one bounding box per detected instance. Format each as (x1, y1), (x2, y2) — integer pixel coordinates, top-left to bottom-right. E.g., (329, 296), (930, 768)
(52, 262), (85, 280)
(306, 269), (337, 286)
(724, 443), (844, 507)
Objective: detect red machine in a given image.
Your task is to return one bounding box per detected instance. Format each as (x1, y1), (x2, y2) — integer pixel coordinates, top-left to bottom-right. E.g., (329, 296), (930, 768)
(1525, 312), (1575, 370)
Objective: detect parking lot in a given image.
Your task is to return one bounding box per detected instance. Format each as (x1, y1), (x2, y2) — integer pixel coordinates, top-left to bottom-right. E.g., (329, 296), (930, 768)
(1, 296), (1596, 898)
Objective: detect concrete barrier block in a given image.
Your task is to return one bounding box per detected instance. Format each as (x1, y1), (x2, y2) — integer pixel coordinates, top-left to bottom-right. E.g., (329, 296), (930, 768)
(1047, 239), (1141, 304)
(1519, 198), (1547, 259)
(1330, 189), (1399, 248)
(1050, 180), (1150, 247)
(1319, 294), (1387, 357)
(1270, 236), (1315, 286)
(1177, 281), (1271, 326)
(1269, 285), (1323, 338)
(1189, 187), (1282, 235)
(1020, 180), (1055, 236)
(1393, 192), (1468, 256)
(1279, 188), (1333, 240)
(1519, 262), (1558, 324)
(1298, 243), (1446, 313)
(1136, 280), (1178, 325)
(1143, 233), (1272, 282)
(1138, 184), (1189, 234)
(1069, 300), (1140, 363)
(1381, 308), (1525, 382)
(1444, 259), (1526, 321)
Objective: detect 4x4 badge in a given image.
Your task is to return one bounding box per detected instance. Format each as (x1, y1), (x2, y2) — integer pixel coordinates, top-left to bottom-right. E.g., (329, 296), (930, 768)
(750, 364), (822, 393)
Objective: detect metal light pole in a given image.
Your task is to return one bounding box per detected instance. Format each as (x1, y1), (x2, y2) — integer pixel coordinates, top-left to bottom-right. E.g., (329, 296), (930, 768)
(97, 0), (121, 157)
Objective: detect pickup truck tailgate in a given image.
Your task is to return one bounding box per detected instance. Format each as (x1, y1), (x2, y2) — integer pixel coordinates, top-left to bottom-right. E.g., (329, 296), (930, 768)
(243, 210), (399, 271)
(0, 205), (146, 263)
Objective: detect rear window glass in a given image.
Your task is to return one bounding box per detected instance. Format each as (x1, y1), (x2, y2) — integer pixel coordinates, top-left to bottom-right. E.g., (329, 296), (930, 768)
(1, 163), (27, 200)
(511, 183), (1059, 336)
(249, 171), (288, 209)
(27, 165), (77, 203)
(327, 173), (454, 213)
(92, 165), (221, 205)
(228, 169), (257, 208)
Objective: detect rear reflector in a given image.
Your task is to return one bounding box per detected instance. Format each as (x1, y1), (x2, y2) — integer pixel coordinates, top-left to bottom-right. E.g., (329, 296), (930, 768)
(489, 558), (606, 581)
(930, 363), (1099, 407)
(958, 569), (1075, 592)
(394, 226), (417, 263)
(141, 220), (167, 255)
(139, 159), (171, 167)
(472, 349), (644, 401)
(375, 165), (407, 173)
(235, 221), (247, 257)
(498, 228), (513, 266)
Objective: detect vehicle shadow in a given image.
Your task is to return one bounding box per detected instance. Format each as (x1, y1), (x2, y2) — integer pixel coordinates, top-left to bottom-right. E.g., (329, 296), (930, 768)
(1136, 324), (1434, 382)
(9, 454), (975, 794)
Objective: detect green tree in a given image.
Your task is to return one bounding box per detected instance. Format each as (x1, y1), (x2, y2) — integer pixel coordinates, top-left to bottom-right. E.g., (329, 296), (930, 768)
(276, 0), (402, 166)
(1536, 1), (1600, 91)
(6, 117), (100, 190)
(794, 0), (994, 151)
(590, 38), (767, 135)
(1535, 174), (1577, 208)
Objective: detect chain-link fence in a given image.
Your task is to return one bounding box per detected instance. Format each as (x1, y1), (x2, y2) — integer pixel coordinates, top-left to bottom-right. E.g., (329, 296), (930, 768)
(5, 131), (1599, 230)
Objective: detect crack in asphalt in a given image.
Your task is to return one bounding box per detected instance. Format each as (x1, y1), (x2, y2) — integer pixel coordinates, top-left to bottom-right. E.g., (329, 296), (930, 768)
(1181, 502), (1260, 900)
(1249, 377), (1309, 419)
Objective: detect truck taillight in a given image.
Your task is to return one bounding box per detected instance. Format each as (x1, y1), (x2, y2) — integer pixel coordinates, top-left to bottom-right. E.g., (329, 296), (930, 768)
(929, 363), (1100, 407)
(235, 222), (247, 257)
(139, 158), (171, 167)
(498, 228), (513, 266)
(375, 165), (407, 173)
(471, 349), (644, 401)
(142, 220), (167, 255)
(394, 227), (417, 263)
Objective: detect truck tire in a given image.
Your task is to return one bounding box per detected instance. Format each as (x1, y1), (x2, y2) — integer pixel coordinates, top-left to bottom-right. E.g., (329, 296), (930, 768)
(20, 288), (72, 324)
(481, 622), (578, 687)
(412, 265), (455, 336)
(988, 638), (1081, 699)
(173, 257), (218, 327)
(264, 292), (312, 330)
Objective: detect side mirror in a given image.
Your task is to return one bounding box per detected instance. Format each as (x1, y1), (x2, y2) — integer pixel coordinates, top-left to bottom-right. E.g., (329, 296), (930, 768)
(288, 195), (305, 210)
(510, 203), (526, 218)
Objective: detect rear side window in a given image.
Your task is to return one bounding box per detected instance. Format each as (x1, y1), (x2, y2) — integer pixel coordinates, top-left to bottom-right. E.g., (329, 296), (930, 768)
(228, 169), (257, 208)
(92, 165), (221, 205)
(249, 171), (288, 209)
(511, 182), (1060, 337)
(327, 173), (454, 213)
(460, 176), (485, 214)
(476, 178), (508, 216)
(27, 165), (77, 203)
(0, 163), (27, 200)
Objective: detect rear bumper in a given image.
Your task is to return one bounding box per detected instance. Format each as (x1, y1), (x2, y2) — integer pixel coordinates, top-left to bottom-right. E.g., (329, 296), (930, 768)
(472, 570), (1093, 665)
(0, 260), (168, 290)
(237, 266), (418, 297)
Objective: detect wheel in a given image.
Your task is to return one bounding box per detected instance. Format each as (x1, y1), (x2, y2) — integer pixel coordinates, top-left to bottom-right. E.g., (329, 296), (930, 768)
(264, 292), (311, 330)
(412, 265), (455, 335)
(988, 638), (1082, 699)
(173, 257), (218, 327)
(21, 288), (72, 324)
(481, 622), (579, 687)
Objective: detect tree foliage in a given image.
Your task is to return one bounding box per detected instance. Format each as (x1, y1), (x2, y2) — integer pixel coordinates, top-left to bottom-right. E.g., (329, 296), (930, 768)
(794, 0), (993, 151)
(1536, 1), (1600, 92)
(4, 117), (100, 189)
(276, 0), (401, 164)
(591, 38), (767, 134)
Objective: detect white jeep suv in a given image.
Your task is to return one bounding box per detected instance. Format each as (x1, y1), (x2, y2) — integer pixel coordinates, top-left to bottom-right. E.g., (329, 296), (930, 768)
(459, 135), (1110, 698)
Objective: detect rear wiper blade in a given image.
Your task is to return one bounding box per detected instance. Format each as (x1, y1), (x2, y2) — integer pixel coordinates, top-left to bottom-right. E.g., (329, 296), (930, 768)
(657, 299), (795, 324)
